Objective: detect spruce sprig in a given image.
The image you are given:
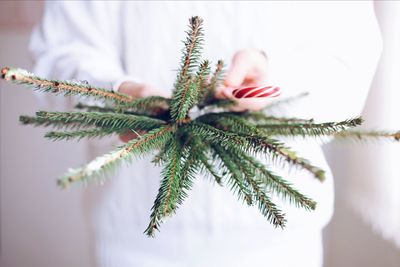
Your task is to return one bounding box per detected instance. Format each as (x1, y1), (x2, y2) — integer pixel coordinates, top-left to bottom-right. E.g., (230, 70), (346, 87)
(1, 16), (398, 237)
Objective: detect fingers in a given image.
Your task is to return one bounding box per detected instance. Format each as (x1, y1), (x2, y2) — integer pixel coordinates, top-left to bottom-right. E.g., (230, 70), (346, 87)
(217, 52), (251, 101)
(215, 50), (272, 112)
(215, 86), (235, 100)
(224, 49), (268, 88)
(224, 57), (250, 88)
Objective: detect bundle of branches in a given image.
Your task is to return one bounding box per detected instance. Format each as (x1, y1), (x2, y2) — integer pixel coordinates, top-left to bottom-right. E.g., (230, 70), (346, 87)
(2, 17), (399, 237)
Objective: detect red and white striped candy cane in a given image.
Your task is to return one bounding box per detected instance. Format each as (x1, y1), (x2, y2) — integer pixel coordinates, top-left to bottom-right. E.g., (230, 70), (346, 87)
(232, 85), (281, 99)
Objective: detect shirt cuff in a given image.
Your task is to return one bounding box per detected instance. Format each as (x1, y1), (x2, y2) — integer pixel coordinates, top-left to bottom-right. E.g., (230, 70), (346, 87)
(112, 76), (142, 92)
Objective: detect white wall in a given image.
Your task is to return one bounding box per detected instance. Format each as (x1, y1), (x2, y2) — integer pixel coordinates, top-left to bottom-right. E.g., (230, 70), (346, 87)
(0, 31), (92, 267)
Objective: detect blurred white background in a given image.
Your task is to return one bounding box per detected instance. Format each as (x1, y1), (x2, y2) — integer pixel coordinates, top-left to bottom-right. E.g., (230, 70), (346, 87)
(0, 1), (399, 267)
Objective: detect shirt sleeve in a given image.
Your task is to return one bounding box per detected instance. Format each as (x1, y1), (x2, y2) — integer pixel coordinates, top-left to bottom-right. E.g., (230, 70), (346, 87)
(29, 1), (137, 92)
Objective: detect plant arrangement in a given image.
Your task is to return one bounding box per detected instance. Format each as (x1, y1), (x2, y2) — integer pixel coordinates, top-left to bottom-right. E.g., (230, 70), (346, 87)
(1, 16), (398, 237)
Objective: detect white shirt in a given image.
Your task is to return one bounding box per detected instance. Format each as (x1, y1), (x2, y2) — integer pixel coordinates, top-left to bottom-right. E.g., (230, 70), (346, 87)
(30, 2), (381, 267)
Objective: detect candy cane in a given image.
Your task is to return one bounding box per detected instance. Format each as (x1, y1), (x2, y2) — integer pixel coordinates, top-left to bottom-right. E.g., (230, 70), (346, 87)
(232, 85), (281, 99)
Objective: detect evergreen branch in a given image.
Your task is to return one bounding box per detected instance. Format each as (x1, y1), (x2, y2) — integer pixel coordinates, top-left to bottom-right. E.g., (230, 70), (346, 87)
(171, 77), (198, 121)
(198, 60), (226, 108)
(212, 142), (286, 228)
(272, 146), (326, 182)
(58, 125), (176, 188)
(195, 60), (211, 102)
(208, 60), (225, 93)
(175, 16), (204, 87)
(198, 151), (224, 185)
(238, 152), (316, 210)
(44, 128), (128, 141)
(75, 103), (116, 113)
(35, 111), (165, 131)
(211, 144), (253, 205)
(1, 67), (132, 104)
(215, 137), (316, 210)
(243, 112), (314, 124)
(191, 139), (223, 185)
(198, 112), (258, 136)
(248, 177), (286, 228)
(115, 96), (171, 114)
(145, 137), (186, 236)
(171, 16), (204, 121)
(225, 147), (286, 227)
(263, 92), (309, 111)
(257, 117), (363, 137)
(201, 99), (237, 110)
(190, 122), (326, 181)
(20, 115), (80, 129)
(334, 130), (400, 141)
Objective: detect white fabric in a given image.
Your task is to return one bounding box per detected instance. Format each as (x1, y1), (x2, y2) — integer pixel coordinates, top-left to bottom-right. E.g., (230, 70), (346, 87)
(29, 1), (381, 267)
(344, 1), (400, 248)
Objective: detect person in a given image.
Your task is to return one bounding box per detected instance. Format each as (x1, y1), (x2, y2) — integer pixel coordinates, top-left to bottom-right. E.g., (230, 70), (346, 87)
(30, 1), (381, 267)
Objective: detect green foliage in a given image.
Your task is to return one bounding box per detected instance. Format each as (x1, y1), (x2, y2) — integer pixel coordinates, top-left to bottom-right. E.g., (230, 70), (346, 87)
(1, 68), (132, 104)
(334, 130), (400, 141)
(145, 136), (185, 236)
(1, 16), (398, 237)
(256, 117), (363, 138)
(170, 16), (204, 121)
(57, 125), (176, 188)
(21, 111), (165, 135)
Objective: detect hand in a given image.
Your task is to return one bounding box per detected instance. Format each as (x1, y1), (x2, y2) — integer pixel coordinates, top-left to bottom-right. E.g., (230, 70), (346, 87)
(215, 49), (272, 111)
(118, 81), (168, 142)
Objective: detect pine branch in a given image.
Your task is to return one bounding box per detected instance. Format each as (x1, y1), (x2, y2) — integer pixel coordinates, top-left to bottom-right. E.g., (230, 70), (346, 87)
(334, 130), (400, 141)
(75, 103), (116, 113)
(115, 96), (171, 115)
(171, 77), (200, 121)
(197, 152), (224, 185)
(216, 137), (316, 210)
(195, 60), (211, 100)
(211, 144), (253, 205)
(191, 139), (223, 185)
(175, 16), (204, 88)
(1, 67), (132, 104)
(225, 147), (287, 227)
(145, 137), (186, 237)
(58, 125), (175, 188)
(33, 111), (165, 131)
(190, 122), (326, 181)
(263, 92), (309, 111)
(170, 16), (204, 121)
(45, 128), (127, 141)
(257, 117), (363, 137)
(20, 115), (79, 129)
(238, 152), (316, 210)
(205, 99), (237, 109)
(208, 60), (225, 93)
(198, 112), (258, 136)
(243, 112), (314, 124)
(198, 60), (226, 108)
(272, 146), (326, 182)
